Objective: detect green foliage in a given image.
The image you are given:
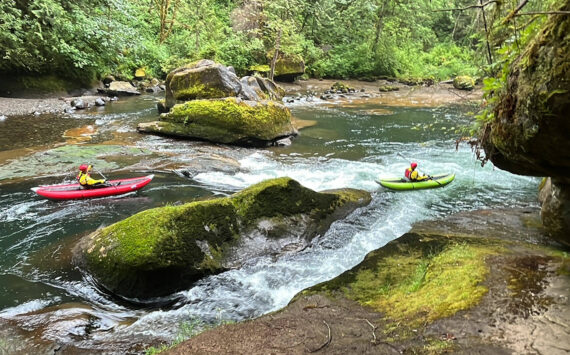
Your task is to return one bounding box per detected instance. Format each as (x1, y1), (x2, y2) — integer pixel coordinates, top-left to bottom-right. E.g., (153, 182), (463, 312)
(1, 0), (488, 82)
(474, 2), (552, 128)
(401, 43), (479, 81)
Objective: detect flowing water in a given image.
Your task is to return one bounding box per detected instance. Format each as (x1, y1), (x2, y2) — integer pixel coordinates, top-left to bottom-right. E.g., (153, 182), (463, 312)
(0, 93), (539, 352)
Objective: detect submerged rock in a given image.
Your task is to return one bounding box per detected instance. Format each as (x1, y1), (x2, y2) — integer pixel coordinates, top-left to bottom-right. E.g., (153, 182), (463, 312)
(138, 97), (297, 147)
(73, 177), (371, 299)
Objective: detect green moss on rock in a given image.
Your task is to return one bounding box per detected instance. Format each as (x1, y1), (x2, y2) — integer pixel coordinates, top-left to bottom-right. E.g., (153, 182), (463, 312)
(138, 98), (296, 146)
(273, 53), (305, 77)
(379, 85), (399, 92)
(453, 75), (475, 90)
(480, 4), (570, 241)
(164, 59), (241, 108)
(249, 64), (270, 73)
(302, 233), (502, 329)
(76, 177), (371, 298)
(482, 5), (570, 179)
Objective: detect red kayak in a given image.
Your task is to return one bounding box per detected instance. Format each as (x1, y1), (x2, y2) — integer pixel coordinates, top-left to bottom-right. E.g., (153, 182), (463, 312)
(32, 175), (154, 200)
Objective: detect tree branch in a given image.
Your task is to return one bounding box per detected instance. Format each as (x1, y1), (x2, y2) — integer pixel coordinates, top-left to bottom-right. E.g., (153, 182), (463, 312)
(503, 0), (529, 23)
(433, 0), (498, 12)
(515, 11), (570, 16)
(307, 320), (332, 353)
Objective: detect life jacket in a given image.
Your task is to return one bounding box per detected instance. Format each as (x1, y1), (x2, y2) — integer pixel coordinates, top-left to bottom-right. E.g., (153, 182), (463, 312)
(405, 167), (413, 179)
(77, 171), (88, 186)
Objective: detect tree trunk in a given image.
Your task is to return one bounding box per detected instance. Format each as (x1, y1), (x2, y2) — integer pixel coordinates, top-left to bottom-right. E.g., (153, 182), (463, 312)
(269, 28), (282, 81)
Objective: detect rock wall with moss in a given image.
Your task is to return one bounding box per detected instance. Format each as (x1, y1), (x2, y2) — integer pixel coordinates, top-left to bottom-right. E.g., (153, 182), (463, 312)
(481, 4), (570, 243)
(73, 177), (371, 299)
(482, 6), (570, 178)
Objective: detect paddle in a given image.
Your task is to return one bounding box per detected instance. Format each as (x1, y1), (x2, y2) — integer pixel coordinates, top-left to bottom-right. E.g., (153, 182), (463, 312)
(93, 167), (108, 180)
(90, 166), (119, 187)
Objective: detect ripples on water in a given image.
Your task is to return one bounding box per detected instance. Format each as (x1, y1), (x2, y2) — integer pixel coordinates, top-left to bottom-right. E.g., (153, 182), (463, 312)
(0, 97), (540, 350)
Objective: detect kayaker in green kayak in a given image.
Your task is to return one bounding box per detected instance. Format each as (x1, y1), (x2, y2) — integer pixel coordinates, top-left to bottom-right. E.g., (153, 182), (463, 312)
(77, 164), (109, 188)
(405, 162), (430, 181)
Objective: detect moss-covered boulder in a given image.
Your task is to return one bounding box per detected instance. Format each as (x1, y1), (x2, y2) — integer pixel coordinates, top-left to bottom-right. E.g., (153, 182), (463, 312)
(73, 178), (371, 299)
(272, 53), (305, 82)
(249, 64), (270, 75)
(452, 75), (475, 90)
(138, 97), (297, 147)
(379, 85), (399, 92)
(164, 59), (242, 109)
(331, 81), (354, 93)
(134, 68), (146, 80)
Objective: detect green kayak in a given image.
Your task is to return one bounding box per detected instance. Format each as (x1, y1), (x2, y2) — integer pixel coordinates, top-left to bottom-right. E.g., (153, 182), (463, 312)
(376, 173), (455, 190)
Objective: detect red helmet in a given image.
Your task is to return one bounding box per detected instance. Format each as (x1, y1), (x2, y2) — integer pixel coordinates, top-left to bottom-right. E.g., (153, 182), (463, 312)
(411, 162), (418, 169)
(79, 164), (89, 172)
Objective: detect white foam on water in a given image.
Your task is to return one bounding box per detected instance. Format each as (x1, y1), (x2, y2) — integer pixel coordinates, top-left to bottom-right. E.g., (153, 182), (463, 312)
(117, 145), (540, 340)
(0, 299), (53, 318)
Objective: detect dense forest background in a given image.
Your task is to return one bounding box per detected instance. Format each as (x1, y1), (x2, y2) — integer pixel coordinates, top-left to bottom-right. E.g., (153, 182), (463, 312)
(0, 0), (561, 84)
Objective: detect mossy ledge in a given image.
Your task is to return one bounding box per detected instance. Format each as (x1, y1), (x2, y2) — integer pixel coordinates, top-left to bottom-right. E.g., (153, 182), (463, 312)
(73, 177), (371, 299)
(138, 97), (297, 147)
(300, 232), (501, 329)
(165, 208), (570, 354)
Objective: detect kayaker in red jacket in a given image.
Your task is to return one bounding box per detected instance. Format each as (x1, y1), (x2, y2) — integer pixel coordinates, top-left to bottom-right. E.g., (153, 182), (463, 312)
(405, 162), (430, 181)
(77, 164), (108, 188)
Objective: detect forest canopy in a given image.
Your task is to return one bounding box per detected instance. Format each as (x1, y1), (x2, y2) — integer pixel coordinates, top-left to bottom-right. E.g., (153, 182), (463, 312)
(0, 0), (562, 83)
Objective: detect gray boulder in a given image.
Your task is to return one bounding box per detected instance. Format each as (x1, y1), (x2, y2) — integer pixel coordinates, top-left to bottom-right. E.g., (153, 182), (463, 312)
(97, 81), (140, 96)
(164, 59), (242, 109)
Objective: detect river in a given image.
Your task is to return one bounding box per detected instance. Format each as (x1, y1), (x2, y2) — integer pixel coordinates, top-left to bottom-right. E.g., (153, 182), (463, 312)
(0, 92), (539, 352)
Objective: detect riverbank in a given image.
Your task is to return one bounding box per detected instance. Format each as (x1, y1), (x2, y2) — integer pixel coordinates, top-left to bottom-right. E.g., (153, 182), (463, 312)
(281, 78), (482, 107)
(0, 78), (482, 118)
(166, 208), (569, 354)
(0, 95), (113, 117)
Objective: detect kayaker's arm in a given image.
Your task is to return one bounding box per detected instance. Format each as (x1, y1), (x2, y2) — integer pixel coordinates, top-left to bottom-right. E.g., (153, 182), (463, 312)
(410, 170), (429, 181)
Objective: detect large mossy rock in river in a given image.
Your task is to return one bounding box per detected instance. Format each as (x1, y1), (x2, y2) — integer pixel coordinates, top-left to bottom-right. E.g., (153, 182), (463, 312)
(481, 5), (570, 242)
(272, 53), (305, 82)
(165, 59), (242, 109)
(138, 97), (297, 147)
(73, 178), (371, 299)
